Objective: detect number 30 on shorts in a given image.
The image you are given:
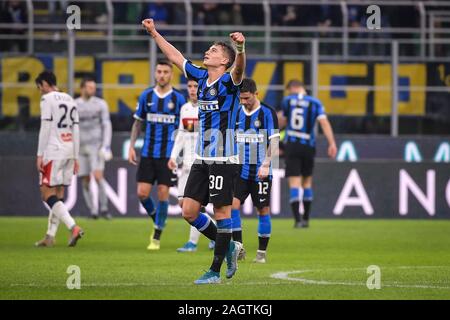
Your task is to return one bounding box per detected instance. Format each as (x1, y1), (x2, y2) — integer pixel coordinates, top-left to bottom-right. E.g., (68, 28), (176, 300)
(258, 182), (269, 195)
(209, 175), (223, 190)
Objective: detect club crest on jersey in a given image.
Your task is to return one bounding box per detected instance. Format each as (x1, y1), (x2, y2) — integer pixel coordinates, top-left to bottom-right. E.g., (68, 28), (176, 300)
(209, 88), (217, 97)
(254, 119), (261, 128)
(168, 102), (175, 110)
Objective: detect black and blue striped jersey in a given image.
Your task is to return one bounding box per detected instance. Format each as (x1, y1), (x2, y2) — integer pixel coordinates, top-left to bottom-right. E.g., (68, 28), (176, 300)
(235, 102), (279, 181)
(134, 87), (186, 158)
(281, 93), (326, 148)
(183, 59), (241, 160)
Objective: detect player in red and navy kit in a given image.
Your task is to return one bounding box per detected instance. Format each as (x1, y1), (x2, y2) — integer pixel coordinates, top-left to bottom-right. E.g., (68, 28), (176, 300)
(142, 18), (245, 284)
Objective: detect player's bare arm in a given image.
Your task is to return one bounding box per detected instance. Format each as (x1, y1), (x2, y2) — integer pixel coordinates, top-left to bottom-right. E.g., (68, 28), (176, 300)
(128, 119), (142, 165)
(72, 112), (80, 175)
(277, 111), (287, 129)
(258, 136), (280, 180)
(318, 117), (337, 159)
(230, 32), (246, 84)
(142, 18), (185, 71)
(36, 118), (51, 172)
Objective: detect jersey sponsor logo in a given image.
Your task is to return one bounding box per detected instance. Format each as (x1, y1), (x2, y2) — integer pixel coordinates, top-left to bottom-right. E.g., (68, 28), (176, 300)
(290, 98), (310, 108)
(61, 133), (73, 142)
(182, 118), (198, 132)
(286, 130), (311, 140)
(146, 113), (176, 124)
(236, 132), (265, 143)
(198, 100), (219, 111)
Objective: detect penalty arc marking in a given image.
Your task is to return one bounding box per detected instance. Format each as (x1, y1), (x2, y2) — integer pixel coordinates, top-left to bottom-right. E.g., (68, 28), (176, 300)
(270, 266), (450, 290)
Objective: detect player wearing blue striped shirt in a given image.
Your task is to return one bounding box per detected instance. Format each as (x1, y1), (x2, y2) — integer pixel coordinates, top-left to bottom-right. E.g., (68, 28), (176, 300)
(128, 60), (186, 250)
(142, 18), (245, 284)
(231, 78), (280, 264)
(278, 80), (337, 228)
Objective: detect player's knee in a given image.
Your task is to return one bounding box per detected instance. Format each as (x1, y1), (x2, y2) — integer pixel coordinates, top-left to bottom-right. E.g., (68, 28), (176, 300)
(182, 208), (196, 222)
(93, 169), (104, 180)
(81, 176), (90, 186)
(302, 176), (313, 189)
(231, 197), (241, 210)
(181, 203), (197, 222)
(157, 186), (169, 200)
(137, 188), (150, 200)
(257, 207), (270, 216)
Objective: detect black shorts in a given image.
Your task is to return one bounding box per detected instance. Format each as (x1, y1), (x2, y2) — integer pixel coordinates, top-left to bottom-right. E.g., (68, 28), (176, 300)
(234, 176), (272, 209)
(136, 157), (177, 187)
(183, 161), (239, 207)
(285, 143), (316, 177)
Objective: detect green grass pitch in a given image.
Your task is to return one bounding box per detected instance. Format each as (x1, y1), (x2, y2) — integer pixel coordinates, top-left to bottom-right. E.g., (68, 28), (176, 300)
(1, 217), (450, 300)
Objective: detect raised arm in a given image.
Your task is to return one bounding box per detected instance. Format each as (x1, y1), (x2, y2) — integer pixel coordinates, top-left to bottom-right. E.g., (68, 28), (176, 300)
(230, 32), (246, 85)
(142, 18), (185, 72)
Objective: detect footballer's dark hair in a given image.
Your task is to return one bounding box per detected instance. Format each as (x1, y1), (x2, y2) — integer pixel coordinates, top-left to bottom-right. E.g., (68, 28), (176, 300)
(214, 41), (236, 69)
(80, 76), (96, 88)
(286, 79), (304, 89)
(240, 78), (257, 94)
(156, 59), (173, 68)
(35, 70), (57, 87)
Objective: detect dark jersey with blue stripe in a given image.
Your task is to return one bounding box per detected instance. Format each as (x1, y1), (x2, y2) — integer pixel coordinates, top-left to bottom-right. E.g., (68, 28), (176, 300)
(281, 93), (326, 148)
(235, 102), (279, 181)
(134, 87), (186, 158)
(183, 60), (241, 160)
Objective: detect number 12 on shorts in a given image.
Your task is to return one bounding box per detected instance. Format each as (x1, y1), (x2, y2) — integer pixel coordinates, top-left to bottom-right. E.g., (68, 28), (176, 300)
(258, 182), (269, 195)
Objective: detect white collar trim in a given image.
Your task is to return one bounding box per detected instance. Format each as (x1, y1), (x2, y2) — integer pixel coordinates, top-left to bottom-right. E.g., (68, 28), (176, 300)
(154, 88), (173, 99)
(242, 103), (261, 116)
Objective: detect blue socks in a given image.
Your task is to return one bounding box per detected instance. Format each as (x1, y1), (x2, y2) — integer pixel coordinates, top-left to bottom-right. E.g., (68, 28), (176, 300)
(190, 212), (210, 231)
(303, 188), (314, 201)
(258, 214), (271, 237)
(231, 209), (241, 231)
(289, 188), (299, 203)
(189, 212), (216, 241)
(231, 209), (242, 243)
(141, 197), (155, 219)
(155, 201), (168, 230)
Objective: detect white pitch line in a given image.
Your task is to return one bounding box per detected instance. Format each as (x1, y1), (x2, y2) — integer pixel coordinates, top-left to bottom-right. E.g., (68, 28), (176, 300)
(8, 281), (295, 288)
(270, 266), (450, 290)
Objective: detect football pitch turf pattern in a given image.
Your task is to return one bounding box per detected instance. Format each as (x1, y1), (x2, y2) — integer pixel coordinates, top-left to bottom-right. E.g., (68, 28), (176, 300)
(1, 217), (450, 300)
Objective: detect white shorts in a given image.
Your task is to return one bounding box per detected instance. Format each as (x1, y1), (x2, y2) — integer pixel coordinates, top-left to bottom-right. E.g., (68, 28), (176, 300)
(40, 159), (75, 187)
(177, 166), (191, 199)
(78, 145), (105, 177)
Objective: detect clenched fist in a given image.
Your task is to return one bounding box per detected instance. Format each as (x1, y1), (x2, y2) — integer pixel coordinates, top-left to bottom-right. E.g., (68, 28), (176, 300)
(142, 18), (156, 36)
(229, 32), (245, 45)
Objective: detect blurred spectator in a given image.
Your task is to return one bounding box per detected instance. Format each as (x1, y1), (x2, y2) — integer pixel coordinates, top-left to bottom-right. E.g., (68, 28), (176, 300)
(0, 0), (28, 52)
(386, 5), (420, 56)
(144, 2), (170, 25)
(241, 4), (264, 25)
(317, 5), (342, 55)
